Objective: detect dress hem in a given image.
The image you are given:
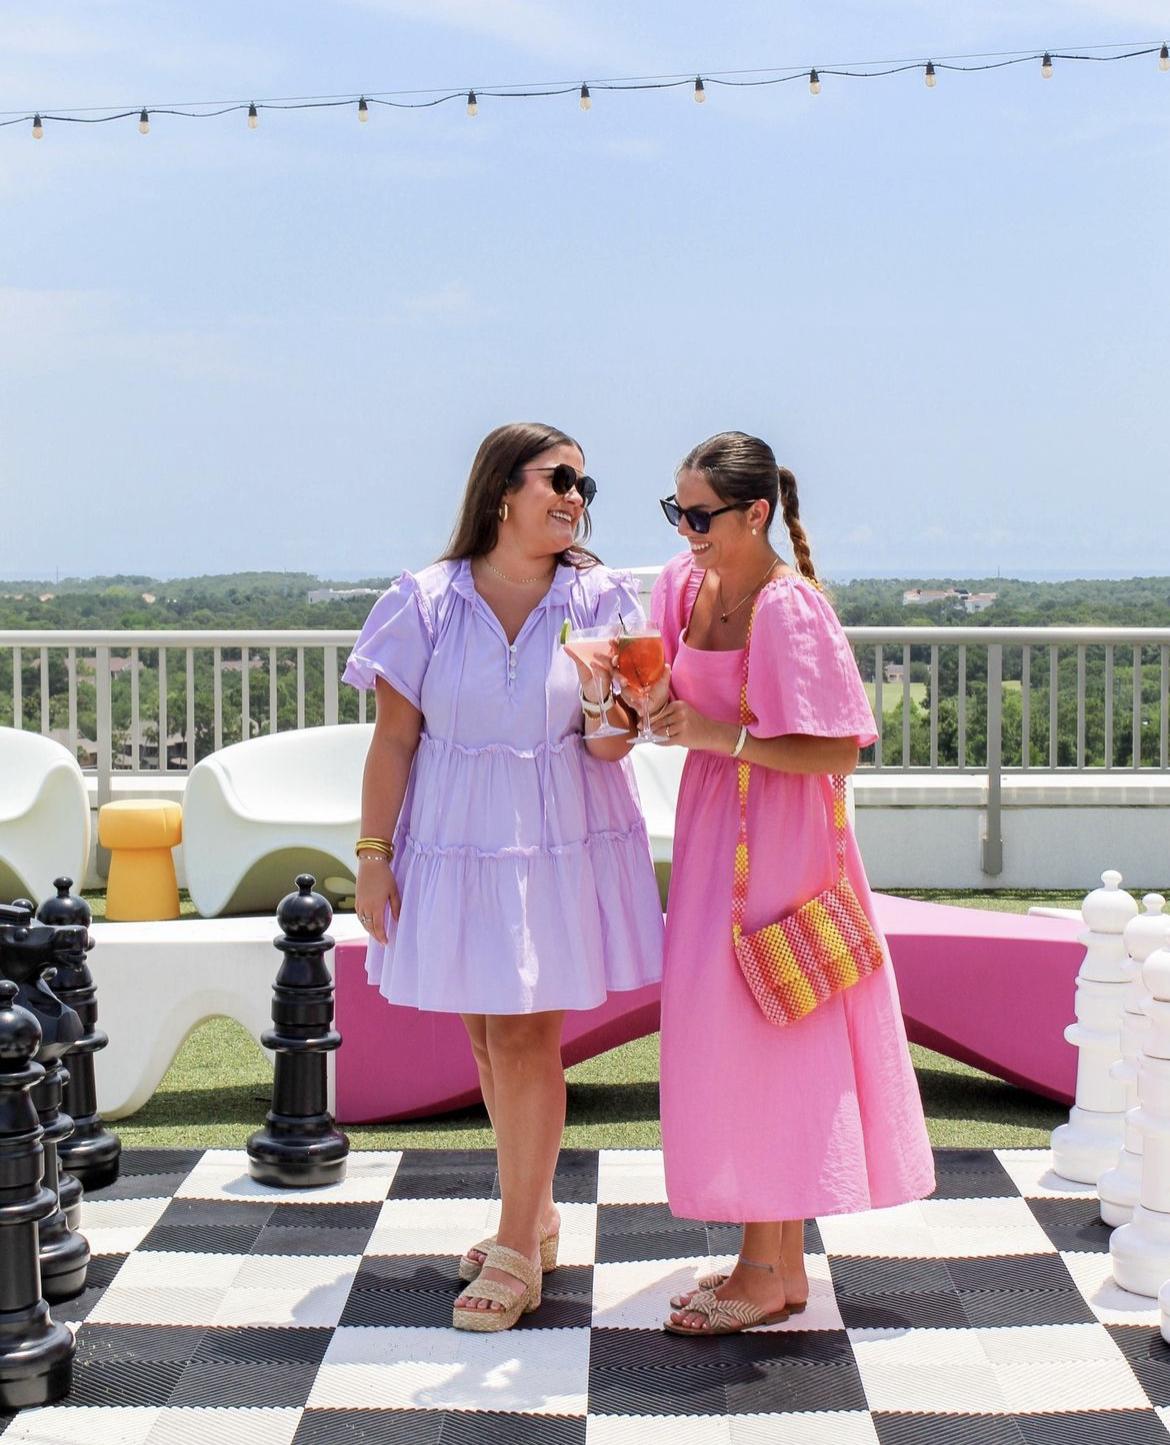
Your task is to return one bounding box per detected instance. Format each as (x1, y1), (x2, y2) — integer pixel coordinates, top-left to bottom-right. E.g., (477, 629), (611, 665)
(665, 1168), (938, 1224)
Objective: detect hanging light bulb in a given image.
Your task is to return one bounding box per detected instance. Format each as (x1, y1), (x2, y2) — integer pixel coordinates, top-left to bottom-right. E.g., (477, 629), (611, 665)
(693, 76), (706, 103)
(1160, 43), (1169, 71)
(358, 97), (369, 122)
(924, 61), (937, 88)
(247, 102), (259, 129)
(466, 89), (478, 116)
(1041, 52), (1053, 80)
(809, 68), (821, 95)
(32, 113), (43, 139)
(579, 83), (591, 111)
(138, 108), (150, 135)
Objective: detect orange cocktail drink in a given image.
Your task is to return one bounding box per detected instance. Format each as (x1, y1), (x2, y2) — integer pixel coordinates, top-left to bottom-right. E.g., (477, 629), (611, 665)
(615, 626), (668, 743)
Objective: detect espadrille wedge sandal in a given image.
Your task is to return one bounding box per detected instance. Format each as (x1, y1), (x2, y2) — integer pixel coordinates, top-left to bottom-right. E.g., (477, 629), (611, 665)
(452, 1244), (542, 1333)
(457, 1222), (559, 1283)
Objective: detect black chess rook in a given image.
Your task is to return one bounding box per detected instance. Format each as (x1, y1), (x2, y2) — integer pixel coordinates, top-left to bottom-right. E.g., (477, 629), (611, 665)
(247, 874), (348, 1188)
(0, 977), (75, 1410)
(37, 879), (122, 1192)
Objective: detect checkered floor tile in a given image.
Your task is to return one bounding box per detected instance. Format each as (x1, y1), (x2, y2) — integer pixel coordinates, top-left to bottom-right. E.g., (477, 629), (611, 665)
(2, 1146), (1168, 1442)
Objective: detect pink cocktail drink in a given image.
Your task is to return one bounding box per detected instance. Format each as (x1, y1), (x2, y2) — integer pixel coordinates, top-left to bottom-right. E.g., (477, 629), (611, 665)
(562, 624), (627, 738)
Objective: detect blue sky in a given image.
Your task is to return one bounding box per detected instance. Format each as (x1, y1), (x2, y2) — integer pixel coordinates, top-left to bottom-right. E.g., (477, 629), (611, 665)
(2, 2), (1167, 581)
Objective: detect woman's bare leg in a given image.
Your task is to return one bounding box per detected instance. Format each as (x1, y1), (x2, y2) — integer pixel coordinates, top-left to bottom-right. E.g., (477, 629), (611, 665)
(458, 1010), (566, 1312)
(670, 1219), (807, 1331)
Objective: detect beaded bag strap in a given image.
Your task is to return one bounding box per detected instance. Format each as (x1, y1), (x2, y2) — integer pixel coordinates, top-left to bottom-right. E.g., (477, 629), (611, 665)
(732, 600), (849, 936)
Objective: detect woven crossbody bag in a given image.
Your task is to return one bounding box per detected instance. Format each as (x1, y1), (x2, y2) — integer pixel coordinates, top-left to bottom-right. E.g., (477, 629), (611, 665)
(731, 600), (885, 1026)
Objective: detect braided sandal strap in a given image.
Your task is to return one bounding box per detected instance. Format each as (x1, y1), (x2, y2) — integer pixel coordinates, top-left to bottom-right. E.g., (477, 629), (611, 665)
(680, 1288), (766, 1331)
(478, 1243), (541, 1293)
(455, 1276), (528, 1312)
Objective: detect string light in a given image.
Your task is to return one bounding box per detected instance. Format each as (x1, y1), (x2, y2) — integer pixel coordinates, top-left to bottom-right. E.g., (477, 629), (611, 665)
(8, 44), (1166, 141)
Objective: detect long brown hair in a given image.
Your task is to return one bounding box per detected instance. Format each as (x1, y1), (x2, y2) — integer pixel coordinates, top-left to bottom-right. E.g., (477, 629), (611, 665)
(680, 431), (820, 588)
(440, 422), (598, 568)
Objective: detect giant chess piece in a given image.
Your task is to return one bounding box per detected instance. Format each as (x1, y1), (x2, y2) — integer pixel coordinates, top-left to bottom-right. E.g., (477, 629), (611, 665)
(36, 879), (122, 1191)
(247, 876), (348, 1188)
(0, 979), (75, 1409)
(1114, 935), (1170, 1297)
(1099, 894), (1169, 1227)
(1051, 871), (1138, 1184)
(0, 902), (90, 1302)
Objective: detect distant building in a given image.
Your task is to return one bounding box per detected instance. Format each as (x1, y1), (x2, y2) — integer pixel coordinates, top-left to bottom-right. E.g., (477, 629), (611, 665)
(902, 587), (997, 612)
(307, 587), (381, 605)
(141, 592), (157, 604)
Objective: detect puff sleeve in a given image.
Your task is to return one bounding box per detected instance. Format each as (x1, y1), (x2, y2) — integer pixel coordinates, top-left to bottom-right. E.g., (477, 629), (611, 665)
(342, 572), (433, 710)
(650, 552), (692, 669)
(590, 567), (646, 632)
(745, 581), (878, 746)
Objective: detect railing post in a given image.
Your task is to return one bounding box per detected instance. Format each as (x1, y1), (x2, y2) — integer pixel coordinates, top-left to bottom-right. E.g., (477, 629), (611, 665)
(95, 645), (113, 879)
(982, 643), (1004, 876)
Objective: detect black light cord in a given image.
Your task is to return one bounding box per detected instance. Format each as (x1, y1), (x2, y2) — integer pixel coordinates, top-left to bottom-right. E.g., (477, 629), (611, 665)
(3, 43), (1165, 131)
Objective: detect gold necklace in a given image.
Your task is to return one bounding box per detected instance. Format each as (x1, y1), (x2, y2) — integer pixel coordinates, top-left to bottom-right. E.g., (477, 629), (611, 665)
(482, 556), (556, 586)
(718, 560), (780, 623)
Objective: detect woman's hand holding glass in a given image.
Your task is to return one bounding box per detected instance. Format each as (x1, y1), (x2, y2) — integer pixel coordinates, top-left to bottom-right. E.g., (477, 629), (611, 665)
(356, 854), (400, 945)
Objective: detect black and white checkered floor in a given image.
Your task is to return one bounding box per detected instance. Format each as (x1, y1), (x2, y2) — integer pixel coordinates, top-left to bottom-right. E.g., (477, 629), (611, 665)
(5, 1146), (1170, 1443)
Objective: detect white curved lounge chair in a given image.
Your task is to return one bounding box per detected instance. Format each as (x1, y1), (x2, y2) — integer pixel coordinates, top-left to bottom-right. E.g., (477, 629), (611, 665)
(0, 726), (90, 906)
(183, 724), (372, 917)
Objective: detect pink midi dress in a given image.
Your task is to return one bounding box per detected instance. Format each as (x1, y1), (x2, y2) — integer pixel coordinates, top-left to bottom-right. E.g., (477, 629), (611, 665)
(343, 558), (664, 1015)
(653, 551), (935, 1221)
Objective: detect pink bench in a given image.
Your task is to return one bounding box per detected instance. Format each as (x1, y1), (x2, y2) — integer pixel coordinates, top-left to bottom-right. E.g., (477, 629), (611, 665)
(333, 894), (1085, 1122)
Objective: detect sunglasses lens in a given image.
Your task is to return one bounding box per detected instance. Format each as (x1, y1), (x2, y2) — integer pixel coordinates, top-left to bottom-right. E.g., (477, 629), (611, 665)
(689, 509), (711, 535)
(661, 499), (682, 526)
(580, 476), (597, 505)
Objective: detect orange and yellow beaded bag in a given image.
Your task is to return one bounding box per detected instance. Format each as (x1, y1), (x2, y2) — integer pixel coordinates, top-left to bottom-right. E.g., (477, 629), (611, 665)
(731, 601), (885, 1026)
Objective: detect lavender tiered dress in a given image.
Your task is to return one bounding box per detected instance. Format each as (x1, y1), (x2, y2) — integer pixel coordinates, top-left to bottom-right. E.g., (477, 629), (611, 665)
(343, 558), (664, 1014)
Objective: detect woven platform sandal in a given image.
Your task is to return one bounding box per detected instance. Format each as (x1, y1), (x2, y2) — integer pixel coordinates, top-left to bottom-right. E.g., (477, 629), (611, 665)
(458, 1222), (559, 1283)
(453, 1243), (542, 1332)
(663, 1285), (791, 1336)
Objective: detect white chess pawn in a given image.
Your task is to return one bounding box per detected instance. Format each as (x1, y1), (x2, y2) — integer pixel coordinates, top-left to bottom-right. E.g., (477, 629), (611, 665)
(1112, 935), (1170, 1296)
(1099, 895), (1168, 1226)
(1051, 871), (1138, 1184)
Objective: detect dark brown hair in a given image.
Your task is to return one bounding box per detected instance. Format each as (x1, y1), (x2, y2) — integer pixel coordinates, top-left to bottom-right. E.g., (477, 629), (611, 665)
(680, 431), (820, 588)
(440, 422), (598, 568)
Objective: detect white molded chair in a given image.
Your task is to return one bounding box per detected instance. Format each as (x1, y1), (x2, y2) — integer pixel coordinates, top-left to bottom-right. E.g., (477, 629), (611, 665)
(183, 724), (372, 917)
(0, 727), (90, 906)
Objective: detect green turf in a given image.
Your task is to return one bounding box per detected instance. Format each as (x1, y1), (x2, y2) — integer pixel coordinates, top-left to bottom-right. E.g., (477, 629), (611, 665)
(110, 883), (1080, 1152)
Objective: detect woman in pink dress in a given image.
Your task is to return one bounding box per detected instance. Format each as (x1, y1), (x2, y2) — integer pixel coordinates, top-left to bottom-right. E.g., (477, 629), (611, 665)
(345, 423), (662, 1333)
(645, 431), (935, 1336)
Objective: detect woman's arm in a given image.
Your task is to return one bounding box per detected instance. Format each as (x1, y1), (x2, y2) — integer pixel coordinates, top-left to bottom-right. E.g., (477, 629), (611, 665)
(354, 676), (423, 944)
(650, 696), (860, 775)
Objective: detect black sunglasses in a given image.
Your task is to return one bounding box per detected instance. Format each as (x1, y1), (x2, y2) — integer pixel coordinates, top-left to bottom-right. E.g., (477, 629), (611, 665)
(659, 495), (750, 535)
(516, 463), (597, 507)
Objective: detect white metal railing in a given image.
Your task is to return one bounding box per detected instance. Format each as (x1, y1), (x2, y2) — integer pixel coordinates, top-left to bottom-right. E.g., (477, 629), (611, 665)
(4, 619), (1170, 878)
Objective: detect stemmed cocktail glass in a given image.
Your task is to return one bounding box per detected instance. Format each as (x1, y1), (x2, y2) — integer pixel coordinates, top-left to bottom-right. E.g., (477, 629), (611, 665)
(615, 625), (668, 744)
(563, 624), (629, 739)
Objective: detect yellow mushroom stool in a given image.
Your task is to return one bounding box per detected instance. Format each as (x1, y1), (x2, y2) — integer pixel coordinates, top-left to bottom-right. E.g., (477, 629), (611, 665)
(98, 799), (184, 921)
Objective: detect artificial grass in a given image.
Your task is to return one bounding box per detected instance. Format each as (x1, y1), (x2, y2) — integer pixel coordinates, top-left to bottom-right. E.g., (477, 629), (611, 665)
(109, 883), (1080, 1151)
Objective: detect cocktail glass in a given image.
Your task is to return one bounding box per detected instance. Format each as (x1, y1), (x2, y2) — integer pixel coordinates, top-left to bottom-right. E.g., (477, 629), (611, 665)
(563, 624), (629, 738)
(614, 625), (668, 744)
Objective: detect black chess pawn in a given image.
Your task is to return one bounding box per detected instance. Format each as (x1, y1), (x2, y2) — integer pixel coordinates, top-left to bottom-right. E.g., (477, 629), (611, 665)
(247, 875), (349, 1188)
(36, 879), (122, 1191)
(0, 979), (75, 1409)
(0, 902), (90, 1302)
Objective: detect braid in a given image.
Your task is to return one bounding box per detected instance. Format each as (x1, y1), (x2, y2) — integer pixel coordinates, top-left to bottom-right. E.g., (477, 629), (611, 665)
(777, 467), (822, 590)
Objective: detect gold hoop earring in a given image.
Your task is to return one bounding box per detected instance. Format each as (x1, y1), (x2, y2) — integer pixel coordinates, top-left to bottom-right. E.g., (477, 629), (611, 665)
(498, 501), (509, 523)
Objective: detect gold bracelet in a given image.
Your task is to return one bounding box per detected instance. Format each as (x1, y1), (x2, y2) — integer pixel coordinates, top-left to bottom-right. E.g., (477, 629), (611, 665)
(355, 836), (394, 859)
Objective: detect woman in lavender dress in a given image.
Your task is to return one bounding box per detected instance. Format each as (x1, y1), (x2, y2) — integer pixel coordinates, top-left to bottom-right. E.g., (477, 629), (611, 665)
(344, 422), (663, 1332)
